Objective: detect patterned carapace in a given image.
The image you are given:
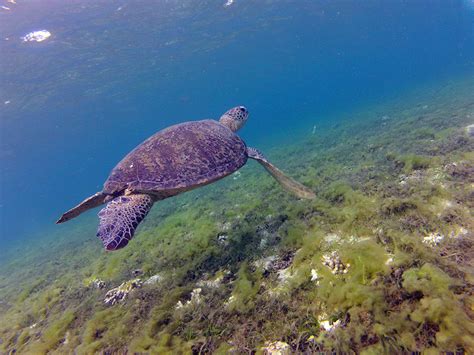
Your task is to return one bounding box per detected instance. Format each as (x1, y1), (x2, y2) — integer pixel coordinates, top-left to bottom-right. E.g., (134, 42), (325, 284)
(104, 120), (248, 197)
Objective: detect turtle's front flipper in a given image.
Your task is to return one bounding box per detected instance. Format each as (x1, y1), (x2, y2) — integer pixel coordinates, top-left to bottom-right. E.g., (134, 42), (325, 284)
(97, 194), (154, 251)
(247, 147), (316, 199)
(56, 192), (109, 224)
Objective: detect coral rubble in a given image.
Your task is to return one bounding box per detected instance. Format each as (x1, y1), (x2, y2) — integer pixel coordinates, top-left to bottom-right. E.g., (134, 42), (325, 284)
(104, 279), (143, 306)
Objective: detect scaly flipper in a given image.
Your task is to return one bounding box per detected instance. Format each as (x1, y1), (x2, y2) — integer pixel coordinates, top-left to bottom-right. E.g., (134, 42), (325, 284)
(97, 194), (154, 251)
(247, 147), (316, 199)
(56, 192), (109, 224)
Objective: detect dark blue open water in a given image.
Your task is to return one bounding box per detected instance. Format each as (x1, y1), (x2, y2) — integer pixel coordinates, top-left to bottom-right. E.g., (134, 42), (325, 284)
(1, 0), (473, 245)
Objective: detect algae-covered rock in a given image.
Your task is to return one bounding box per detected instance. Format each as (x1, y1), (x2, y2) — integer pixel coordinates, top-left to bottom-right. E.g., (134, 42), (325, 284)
(422, 232), (444, 247)
(132, 269), (143, 277)
(197, 271), (227, 289)
(319, 319), (341, 332)
(254, 251), (295, 275)
(465, 123), (474, 136)
(321, 251), (350, 274)
(144, 274), (162, 285)
(104, 279), (143, 305)
(175, 288), (203, 310)
(310, 269), (320, 284)
(89, 278), (106, 289)
(261, 341), (291, 355)
(254, 255), (278, 272)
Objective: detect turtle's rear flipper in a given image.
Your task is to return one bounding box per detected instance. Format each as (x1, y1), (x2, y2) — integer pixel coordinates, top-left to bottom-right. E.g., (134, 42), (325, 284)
(56, 192), (109, 224)
(97, 194), (154, 251)
(247, 147), (316, 199)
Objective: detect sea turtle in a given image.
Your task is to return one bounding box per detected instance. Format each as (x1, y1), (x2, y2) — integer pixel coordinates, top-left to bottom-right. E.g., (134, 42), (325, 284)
(57, 107), (315, 251)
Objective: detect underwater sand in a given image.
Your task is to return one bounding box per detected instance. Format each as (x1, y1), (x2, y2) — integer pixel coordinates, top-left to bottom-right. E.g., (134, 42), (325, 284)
(0, 76), (473, 353)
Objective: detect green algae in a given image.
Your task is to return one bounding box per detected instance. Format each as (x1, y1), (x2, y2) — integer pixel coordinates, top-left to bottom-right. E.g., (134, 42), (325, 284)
(16, 277), (47, 303)
(77, 307), (130, 353)
(29, 310), (75, 354)
(1, 78), (473, 353)
(399, 154), (433, 173)
(227, 263), (261, 314)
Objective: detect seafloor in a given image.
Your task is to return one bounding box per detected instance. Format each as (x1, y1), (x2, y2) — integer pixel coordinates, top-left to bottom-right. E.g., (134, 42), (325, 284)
(1, 77), (473, 354)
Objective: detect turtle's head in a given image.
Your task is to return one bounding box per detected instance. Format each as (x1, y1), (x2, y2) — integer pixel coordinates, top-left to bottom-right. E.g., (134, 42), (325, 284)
(219, 106), (249, 132)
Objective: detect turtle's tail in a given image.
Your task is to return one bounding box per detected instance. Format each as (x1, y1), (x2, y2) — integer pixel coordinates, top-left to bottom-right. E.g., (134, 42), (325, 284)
(56, 192), (108, 224)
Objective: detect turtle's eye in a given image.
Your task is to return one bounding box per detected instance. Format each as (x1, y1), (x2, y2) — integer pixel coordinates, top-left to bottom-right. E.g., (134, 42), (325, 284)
(239, 106), (247, 113)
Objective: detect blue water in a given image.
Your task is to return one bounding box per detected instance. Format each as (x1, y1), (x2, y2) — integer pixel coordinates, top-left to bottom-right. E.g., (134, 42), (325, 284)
(1, 0), (473, 245)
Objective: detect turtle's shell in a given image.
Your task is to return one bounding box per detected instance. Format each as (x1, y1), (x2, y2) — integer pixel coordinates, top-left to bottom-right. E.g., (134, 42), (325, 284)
(103, 120), (247, 197)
